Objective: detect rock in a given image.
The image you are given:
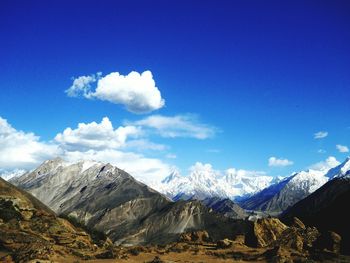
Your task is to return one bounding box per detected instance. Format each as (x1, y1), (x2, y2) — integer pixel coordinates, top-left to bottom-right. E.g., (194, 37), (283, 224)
(180, 230), (210, 243)
(314, 231), (342, 254)
(217, 238), (232, 249)
(147, 256), (165, 263)
(245, 218), (288, 248)
(290, 217), (305, 230)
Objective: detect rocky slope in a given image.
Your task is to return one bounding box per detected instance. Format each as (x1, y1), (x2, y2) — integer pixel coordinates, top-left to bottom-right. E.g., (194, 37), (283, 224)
(240, 158), (350, 213)
(11, 158), (244, 245)
(0, 177), (112, 262)
(282, 168), (350, 254)
(201, 197), (248, 219)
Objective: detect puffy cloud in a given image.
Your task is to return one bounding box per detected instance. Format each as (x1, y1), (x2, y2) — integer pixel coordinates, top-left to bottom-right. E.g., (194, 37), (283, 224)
(64, 149), (171, 183)
(131, 114), (217, 139)
(336, 144), (349, 153)
(66, 70), (165, 113)
(310, 156), (340, 171)
(55, 117), (141, 151)
(0, 117), (60, 169)
(268, 157), (294, 167)
(314, 131), (328, 139)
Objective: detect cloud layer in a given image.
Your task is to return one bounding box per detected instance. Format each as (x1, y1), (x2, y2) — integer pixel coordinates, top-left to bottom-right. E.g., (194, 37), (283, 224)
(66, 70), (165, 114)
(0, 117), (60, 169)
(55, 117), (141, 151)
(0, 116), (170, 181)
(131, 114), (217, 139)
(268, 157), (294, 167)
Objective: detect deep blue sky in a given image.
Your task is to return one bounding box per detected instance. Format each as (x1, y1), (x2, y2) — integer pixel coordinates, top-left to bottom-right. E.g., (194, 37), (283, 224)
(1, 0), (349, 176)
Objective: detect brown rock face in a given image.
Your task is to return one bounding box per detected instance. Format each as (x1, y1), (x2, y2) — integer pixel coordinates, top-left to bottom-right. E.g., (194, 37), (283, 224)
(245, 218), (288, 248)
(0, 178), (110, 262)
(179, 230), (210, 243)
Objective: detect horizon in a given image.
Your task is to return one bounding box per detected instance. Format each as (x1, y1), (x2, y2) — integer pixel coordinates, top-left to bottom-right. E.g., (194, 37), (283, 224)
(1, 0), (349, 183)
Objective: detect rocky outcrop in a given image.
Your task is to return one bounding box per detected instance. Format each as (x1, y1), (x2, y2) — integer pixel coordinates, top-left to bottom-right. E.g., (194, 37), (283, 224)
(245, 218), (288, 247)
(0, 178), (111, 262)
(281, 176), (350, 254)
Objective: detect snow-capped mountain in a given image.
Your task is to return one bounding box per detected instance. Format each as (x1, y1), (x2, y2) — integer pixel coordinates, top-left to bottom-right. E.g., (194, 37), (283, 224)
(0, 169), (27, 181)
(10, 158), (244, 245)
(150, 163), (274, 201)
(240, 157), (350, 213)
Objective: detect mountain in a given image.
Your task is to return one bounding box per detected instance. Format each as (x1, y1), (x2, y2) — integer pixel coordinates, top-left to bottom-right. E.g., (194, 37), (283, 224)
(0, 169), (26, 181)
(240, 165), (340, 214)
(281, 158), (350, 254)
(0, 177), (111, 262)
(151, 167), (273, 201)
(201, 197), (248, 219)
(11, 158), (244, 245)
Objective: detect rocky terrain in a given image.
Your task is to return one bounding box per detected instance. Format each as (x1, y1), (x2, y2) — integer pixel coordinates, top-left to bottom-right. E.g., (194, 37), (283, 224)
(201, 197), (248, 219)
(282, 171), (350, 254)
(0, 177), (114, 262)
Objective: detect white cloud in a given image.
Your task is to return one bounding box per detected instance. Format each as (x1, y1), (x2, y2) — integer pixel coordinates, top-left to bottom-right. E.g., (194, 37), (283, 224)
(66, 70), (165, 114)
(55, 117), (141, 151)
(131, 114), (217, 139)
(314, 131), (328, 139)
(336, 144), (349, 153)
(268, 157), (294, 167)
(225, 168), (267, 178)
(310, 156), (340, 171)
(0, 117), (60, 169)
(166, 154), (177, 159)
(318, 149), (326, 154)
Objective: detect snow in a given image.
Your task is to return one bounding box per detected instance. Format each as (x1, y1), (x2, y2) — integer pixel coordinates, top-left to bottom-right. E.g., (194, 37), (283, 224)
(0, 169), (27, 181)
(150, 165), (274, 201)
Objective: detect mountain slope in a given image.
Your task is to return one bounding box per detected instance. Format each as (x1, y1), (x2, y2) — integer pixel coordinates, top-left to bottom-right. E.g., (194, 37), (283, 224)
(281, 170), (350, 254)
(11, 158), (244, 245)
(201, 197), (248, 219)
(0, 177), (109, 262)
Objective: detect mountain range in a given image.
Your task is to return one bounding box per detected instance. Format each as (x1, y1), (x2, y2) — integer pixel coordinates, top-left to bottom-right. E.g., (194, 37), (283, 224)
(149, 166), (274, 201)
(10, 158), (246, 245)
(240, 158), (350, 214)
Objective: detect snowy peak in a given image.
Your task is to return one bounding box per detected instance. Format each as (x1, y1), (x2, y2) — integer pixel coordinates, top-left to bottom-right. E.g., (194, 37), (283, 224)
(0, 169), (27, 181)
(152, 164), (274, 201)
(161, 170), (182, 184)
(325, 156), (350, 179)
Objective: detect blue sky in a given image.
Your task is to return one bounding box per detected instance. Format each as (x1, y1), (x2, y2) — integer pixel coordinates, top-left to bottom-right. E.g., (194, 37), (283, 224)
(0, 0), (349, 180)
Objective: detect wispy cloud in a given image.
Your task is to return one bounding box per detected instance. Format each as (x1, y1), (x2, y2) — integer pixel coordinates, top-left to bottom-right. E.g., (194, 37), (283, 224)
(130, 114), (217, 139)
(166, 153), (177, 159)
(66, 70), (165, 114)
(318, 149), (326, 154)
(268, 157), (294, 167)
(314, 131), (328, 139)
(336, 144), (349, 153)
